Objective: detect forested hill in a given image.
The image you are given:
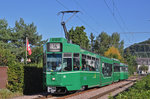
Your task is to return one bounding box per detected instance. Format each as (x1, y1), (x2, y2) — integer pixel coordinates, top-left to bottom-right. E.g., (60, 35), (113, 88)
(124, 38), (150, 58)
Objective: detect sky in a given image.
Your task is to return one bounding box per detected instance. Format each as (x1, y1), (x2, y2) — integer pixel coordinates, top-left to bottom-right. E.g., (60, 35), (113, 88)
(0, 0), (150, 48)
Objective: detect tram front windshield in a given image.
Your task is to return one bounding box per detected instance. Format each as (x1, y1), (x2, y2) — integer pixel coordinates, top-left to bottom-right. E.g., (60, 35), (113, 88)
(47, 54), (62, 72)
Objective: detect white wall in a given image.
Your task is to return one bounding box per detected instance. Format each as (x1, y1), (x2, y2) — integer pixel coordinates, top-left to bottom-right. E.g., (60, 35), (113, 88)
(137, 65), (150, 74)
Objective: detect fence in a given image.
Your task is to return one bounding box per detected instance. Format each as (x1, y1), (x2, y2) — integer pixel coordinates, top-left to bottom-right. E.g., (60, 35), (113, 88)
(0, 66), (8, 89)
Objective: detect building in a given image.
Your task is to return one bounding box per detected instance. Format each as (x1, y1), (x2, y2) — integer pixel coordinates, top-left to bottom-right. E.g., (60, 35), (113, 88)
(136, 58), (150, 74)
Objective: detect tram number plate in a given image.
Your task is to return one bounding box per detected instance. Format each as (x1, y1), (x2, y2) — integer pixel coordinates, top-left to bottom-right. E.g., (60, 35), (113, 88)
(47, 87), (56, 93)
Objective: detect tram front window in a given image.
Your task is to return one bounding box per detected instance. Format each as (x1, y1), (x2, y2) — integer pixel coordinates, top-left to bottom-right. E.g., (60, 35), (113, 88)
(47, 54), (62, 72)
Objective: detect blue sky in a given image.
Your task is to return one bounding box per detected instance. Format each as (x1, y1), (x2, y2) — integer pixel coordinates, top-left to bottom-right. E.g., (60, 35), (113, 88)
(0, 0), (150, 48)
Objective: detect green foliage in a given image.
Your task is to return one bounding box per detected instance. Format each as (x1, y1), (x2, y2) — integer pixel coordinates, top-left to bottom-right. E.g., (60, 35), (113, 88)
(124, 48), (137, 75)
(0, 89), (22, 99)
(12, 18), (45, 60)
(0, 45), (24, 92)
(0, 18), (45, 62)
(116, 75), (150, 99)
(0, 46), (14, 66)
(27, 46), (43, 64)
(0, 89), (12, 99)
(7, 62), (24, 92)
(0, 18), (45, 93)
(94, 32), (110, 55)
(139, 65), (148, 72)
(116, 89), (150, 99)
(0, 19), (12, 43)
(124, 38), (150, 58)
(93, 32), (124, 56)
(89, 33), (95, 51)
(68, 26), (89, 49)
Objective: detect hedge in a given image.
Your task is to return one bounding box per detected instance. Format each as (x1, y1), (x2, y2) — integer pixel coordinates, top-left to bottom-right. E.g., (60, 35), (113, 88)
(23, 66), (43, 95)
(0, 47), (24, 92)
(7, 62), (24, 92)
(0, 46), (44, 94)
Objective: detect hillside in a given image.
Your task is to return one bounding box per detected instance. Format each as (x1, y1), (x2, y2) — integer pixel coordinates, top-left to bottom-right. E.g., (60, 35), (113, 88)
(124, 38), (150, 58)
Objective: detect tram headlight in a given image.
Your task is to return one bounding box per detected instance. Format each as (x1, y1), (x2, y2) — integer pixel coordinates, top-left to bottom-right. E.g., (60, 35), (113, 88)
(52, 78), (55, 80)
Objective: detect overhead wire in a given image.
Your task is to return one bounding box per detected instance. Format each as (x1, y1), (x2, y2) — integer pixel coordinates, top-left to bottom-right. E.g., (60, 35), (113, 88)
(103, 0), (149, 60)
(103, 0), (126, 32)
(113, 1), (135, 43)
(56, 0), (149, 59)
(55, 0), (69, 10)
(119, 32), (150, 34)
(103, 0), (133, 45)
(73, 0), (107, 32)
(55, 0), (99, 34)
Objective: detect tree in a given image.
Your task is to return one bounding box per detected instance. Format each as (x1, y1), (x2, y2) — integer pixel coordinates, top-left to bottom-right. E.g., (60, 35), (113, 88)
(0, 18), (45, 63)
(93, 32), (124, 56)
(111, 32), (120, 48)
(14, 18), (43, 46)
(89, 33), (94, 51)
(111, 32), (124, 56)
(0, 19), (12, 43)
(119, 40), (124, 56)
(124, 48), (137, 75)
(0, 19), (13, 50)
(104, 46), (123, 61)
(29, 46), (43, 64)
(139, 65), (148, 73)
(93, 32), (110, 55)
(13, 18), (45, 61)
(68, 26), (89, 49)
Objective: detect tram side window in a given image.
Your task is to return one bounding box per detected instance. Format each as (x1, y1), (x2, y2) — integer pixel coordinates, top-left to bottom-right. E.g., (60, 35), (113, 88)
(95, 58), (99, 71)
(120, 67), (126, 72)
(73, 53), (80, 71)
(63, 53), (72, 71)
(82, 54), (87, 71)
(87, 56), (93, 71)
(90, 57), (95, 71)
(122, 67), (126, 72)
(102, 63), (112, 77)
(114, 66), (120, 72)
(87, 56), (91, 70)
(120, 67), (122, 72)
(125, 67), (128, 72)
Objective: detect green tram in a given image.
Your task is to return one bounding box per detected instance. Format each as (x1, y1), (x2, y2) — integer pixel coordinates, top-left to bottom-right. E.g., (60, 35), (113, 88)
(43, 38), (128, 93)
(120, 63), (128, 80)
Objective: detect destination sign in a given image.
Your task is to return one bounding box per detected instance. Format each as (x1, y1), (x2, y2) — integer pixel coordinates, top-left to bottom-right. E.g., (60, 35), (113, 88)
(47, 43), (62, 52)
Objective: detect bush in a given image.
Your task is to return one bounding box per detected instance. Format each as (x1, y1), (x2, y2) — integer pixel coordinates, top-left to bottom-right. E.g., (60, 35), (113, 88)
(0, 46), (24, 92)
(116, 75), (150, 99)
(7, 62), (24, 92)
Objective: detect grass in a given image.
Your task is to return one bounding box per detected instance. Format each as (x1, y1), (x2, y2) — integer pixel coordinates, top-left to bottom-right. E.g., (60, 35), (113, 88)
(0, 89), (22, 99)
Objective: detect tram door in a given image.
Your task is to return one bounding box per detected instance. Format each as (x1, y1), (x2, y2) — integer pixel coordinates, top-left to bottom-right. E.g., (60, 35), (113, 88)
(100, 58), (113, 86)
(99, 59), (102, 86)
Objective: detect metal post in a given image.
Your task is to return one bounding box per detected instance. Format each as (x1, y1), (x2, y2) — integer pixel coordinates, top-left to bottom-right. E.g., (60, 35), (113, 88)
(26, 37), (27, 64)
